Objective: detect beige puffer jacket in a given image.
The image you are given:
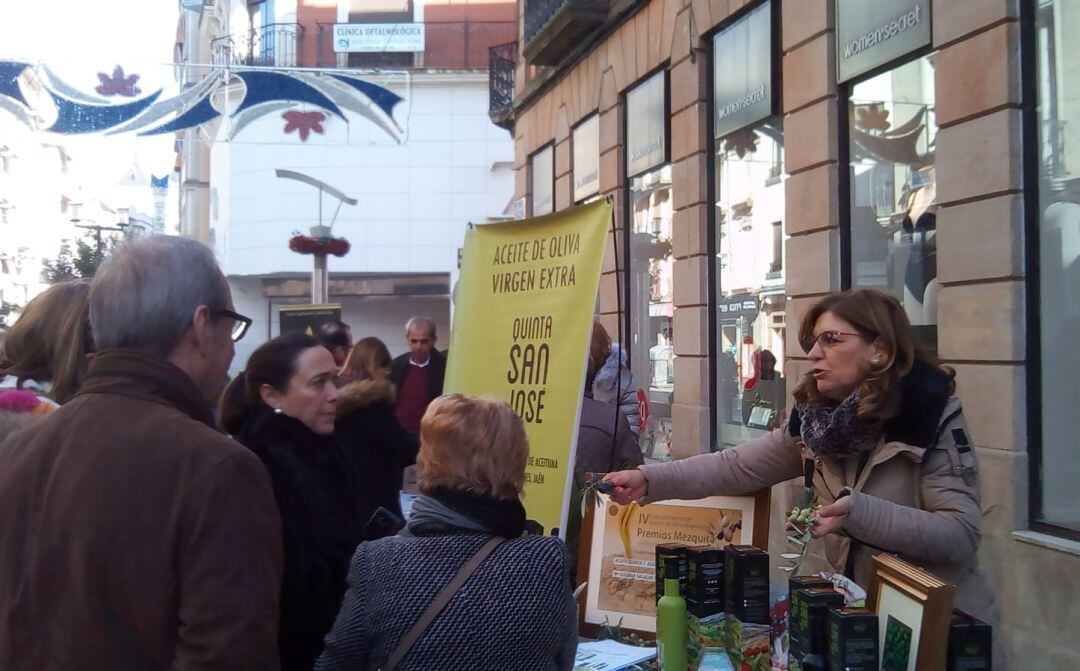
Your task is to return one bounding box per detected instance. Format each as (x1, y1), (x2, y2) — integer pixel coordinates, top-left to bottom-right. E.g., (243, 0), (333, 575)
(640, 362), (1003, 667)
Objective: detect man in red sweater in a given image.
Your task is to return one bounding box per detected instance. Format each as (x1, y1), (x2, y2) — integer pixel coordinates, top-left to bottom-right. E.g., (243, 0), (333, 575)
(390, 316), (447, 436)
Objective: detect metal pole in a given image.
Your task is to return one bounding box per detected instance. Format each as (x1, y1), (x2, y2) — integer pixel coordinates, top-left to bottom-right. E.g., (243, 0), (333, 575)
(312, 254), (328, 305)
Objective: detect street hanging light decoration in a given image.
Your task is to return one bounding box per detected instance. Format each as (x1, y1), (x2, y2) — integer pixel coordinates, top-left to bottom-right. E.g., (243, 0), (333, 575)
(276, 169), (357, 305)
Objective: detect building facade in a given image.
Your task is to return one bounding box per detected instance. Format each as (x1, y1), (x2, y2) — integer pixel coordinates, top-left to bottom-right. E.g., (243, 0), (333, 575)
(501, 0), (1080, 665)
(177, 0), (517, 366)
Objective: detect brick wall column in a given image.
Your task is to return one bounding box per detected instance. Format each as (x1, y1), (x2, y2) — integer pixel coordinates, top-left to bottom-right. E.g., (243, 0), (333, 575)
(781, 0), (841, 394)
(596, 67), (625, 342)
(667, 4), (711, 458)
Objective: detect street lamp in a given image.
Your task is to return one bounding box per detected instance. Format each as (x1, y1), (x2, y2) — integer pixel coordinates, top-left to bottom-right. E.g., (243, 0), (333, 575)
(274, 169), (357, 305)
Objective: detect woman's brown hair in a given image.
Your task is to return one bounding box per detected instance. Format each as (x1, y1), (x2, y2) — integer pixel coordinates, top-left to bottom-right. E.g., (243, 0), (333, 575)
(588, 321), (612, 378)
(340, 336), (392, 382)
(792, 289), (954, 422)
(0, 280), (92, 404)
(417, 394), (528, 501)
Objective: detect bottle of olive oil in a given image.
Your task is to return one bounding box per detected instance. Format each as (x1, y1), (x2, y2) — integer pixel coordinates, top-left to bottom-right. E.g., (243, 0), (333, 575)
(656, 557), (687, 670)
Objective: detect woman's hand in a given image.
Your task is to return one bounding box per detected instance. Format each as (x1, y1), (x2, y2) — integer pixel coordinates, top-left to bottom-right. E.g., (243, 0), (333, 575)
(603, 469), (648, 505)
(811, 495), (852, 539)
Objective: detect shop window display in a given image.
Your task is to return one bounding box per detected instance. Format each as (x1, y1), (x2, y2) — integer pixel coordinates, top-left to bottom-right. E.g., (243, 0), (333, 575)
(629, 165), (674, 461)
(847, 55), (938, 349)
(714, 121), (786, 449)
(1034, 0), (1080, 533)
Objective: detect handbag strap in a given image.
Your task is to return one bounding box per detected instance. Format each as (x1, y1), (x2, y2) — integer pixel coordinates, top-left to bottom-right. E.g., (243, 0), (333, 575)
(380, 535), (506, 671)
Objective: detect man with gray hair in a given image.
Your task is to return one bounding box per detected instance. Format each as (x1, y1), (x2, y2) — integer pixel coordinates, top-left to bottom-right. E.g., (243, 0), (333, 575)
(0, 237), (283, 670)
(390, 316), (446, 437)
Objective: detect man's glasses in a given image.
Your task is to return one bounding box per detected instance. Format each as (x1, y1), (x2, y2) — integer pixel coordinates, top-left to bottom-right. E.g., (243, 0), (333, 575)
(800, 330), (870, 353)
(210, 308), (252, 342)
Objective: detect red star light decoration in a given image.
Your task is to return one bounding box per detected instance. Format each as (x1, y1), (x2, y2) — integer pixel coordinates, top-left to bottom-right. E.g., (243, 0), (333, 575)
(282, 111), (327, 141)
(95, 66), (141, 97)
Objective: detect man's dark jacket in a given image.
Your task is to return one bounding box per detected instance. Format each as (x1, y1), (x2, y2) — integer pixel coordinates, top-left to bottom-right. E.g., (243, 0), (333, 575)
(389, 349), (446, 405)
(0, 350), (283, 670)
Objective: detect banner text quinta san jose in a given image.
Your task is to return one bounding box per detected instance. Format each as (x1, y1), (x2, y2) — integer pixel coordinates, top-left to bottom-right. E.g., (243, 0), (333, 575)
(507, 314), (552, 425)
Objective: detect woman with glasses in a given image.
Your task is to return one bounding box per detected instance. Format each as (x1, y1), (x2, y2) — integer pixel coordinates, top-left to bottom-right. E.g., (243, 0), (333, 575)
(605, 289), (1001, 664)
(219, 333), (363, 671)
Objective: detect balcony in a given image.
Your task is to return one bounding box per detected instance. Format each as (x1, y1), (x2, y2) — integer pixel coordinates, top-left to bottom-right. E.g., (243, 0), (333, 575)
(212, 23), (304, 67)
(523, 0), (608, 66)
(488, 42), (517, 131)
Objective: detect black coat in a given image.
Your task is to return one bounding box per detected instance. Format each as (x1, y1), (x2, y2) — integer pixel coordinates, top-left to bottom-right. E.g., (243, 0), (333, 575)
(389, 349), (446, 406)
(233, 408), (364, 671)
(334, 378), (418, 528)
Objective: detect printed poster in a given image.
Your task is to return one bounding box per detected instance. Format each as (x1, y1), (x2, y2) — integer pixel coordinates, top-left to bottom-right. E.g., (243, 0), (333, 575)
(445, 199), (612, 537)
(585, 494), (760, 633)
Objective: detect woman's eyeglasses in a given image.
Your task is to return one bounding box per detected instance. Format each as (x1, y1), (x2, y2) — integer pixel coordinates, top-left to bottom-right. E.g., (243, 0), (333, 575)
(800, 330), (867, 353)
(210, 308), (252, 342)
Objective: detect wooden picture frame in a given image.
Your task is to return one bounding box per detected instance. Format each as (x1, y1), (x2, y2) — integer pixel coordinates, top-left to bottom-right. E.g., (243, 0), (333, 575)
(576, 487), (769, 640)
(867, 553), (956, 671)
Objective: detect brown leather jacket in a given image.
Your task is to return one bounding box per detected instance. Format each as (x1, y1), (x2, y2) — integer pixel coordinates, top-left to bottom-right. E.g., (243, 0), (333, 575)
(0, 350), (283, 670)
(640, 363), (1002, 666)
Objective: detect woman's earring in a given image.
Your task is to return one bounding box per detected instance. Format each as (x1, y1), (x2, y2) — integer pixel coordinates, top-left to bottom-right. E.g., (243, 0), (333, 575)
(273, 407), (283, 415)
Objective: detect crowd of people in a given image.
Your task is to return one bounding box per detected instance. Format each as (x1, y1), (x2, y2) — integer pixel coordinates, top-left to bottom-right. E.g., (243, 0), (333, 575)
(0, 235), (1000, 669)
(0, 236), (610, 670)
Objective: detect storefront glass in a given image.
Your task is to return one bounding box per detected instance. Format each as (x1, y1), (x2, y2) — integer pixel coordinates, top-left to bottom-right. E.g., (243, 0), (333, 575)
(629, 165), (674, 461)
(714, 120), (786, 449)
(847, 55), (938, 349)
(1035, 0), (1080, 532)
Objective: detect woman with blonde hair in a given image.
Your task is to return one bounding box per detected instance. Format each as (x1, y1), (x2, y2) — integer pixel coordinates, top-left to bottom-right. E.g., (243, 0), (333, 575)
(0, 280), (92, 437)
(317, 394), (577, 671)
(605, 288), (1003, 667)
(335, 336), (417, 533)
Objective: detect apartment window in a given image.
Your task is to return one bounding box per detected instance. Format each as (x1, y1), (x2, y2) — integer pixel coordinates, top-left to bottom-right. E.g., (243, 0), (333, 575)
(846, 54), (938, 350)
(710, 2), (784, 449)
(625, 70), (672, 461)
(714, 120), (786, 448)
(1033, 0), (1080, 536)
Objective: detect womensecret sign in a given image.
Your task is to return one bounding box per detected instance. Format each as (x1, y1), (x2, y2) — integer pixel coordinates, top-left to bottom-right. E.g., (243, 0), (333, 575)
(713, 1), (774, 138)
(836, 0), (931, 83)
(626, 72), (667, 178)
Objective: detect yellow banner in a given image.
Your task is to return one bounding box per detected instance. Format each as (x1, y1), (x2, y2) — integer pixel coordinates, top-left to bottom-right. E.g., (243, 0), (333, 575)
(445, 199), (612, 537)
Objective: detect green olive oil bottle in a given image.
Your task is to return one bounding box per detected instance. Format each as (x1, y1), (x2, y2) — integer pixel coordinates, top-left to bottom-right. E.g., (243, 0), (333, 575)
(656, 556), (688, 670)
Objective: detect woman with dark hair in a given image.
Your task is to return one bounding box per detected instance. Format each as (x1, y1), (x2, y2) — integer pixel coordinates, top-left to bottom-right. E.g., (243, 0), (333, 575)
(220, 333), (362, 671)
(605, 289), (1002, 666)
(317, 394), (577, 671)
(335, 336), (418, 531)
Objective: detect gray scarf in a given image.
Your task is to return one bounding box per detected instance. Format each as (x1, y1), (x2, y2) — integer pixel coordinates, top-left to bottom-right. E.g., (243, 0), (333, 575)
(404, 495), (491, 536)
(795, 391), (882, 458)
(403, 488), (527, 538)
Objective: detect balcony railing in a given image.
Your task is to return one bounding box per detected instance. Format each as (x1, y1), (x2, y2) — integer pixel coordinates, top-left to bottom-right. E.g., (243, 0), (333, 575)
(214, 20), (518, 71)
(212, 23), (303, 67)
(523, 0), (608, 66)
(488, 42), (517, 131)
